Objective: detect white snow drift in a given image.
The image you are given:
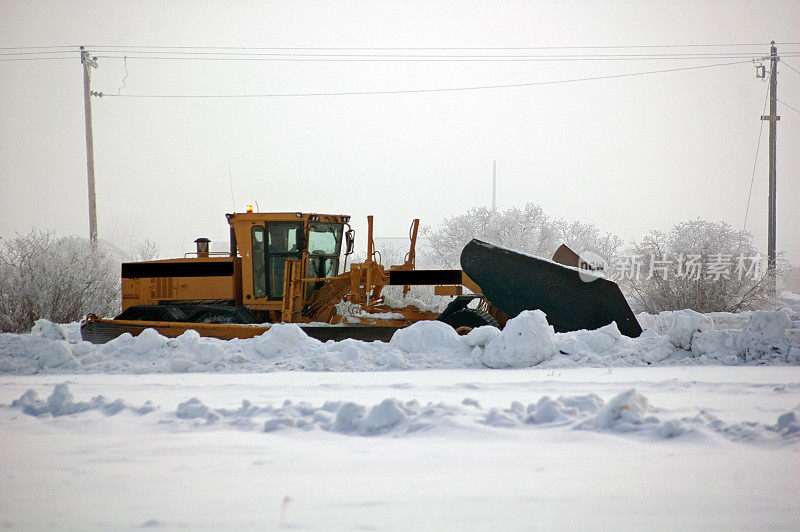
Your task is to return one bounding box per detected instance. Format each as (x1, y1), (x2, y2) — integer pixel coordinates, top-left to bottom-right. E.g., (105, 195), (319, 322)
(8, 382), (800, 444)
(0, 295), (798, 374)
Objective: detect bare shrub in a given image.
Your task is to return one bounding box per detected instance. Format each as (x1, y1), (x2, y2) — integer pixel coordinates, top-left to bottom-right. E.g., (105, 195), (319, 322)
(622, 220), (779, 313)
(0, 230), (120, 332)
(130, 239), (160, 261)
(421, 204), (623, 268)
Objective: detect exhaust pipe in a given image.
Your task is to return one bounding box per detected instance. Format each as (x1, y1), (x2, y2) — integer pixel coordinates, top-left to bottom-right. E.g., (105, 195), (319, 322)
(194, 237), (211, 258)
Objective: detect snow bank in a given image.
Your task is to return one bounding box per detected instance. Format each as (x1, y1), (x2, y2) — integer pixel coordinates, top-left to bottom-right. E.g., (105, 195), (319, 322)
(389, 320), (469, 357)
(739, 310), (791, 361)
(481, 310), (557, 368)
(7, 383), (799, 445)
(1, 301), (798, 375)
(667, 309), (713, 350)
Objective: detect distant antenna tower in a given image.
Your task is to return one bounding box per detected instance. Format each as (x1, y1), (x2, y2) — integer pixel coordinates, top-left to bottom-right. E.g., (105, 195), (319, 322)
(492, 160), (497, 210)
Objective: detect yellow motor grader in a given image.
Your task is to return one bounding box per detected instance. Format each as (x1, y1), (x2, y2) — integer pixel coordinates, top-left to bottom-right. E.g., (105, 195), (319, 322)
(81, 210), (642, 343)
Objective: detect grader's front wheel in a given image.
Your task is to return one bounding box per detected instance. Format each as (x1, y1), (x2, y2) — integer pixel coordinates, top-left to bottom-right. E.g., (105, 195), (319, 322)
(441, 308), (499, 335)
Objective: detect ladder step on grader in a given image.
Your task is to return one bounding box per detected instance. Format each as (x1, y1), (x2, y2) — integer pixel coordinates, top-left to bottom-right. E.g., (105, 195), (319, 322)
(80, 211), (642, 344)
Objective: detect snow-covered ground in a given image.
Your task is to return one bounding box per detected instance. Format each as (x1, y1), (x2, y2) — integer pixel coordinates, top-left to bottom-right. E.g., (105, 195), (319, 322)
(1, 296), (799, 529)
(1, 368), (798, 530)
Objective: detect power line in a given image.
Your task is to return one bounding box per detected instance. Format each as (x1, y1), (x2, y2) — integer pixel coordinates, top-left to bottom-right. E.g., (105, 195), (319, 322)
(91, 52), (798, 63)
(100, 59), (752, 98)
(742, 81), (771, 231)
(0, 45), (77, 50)
(5, 46), (799, 58)
(3, 42), (799, 55)
(4, 45), (789, 63)
(88, 49), (781, 57)
(778, 99), (800, 114)
(0, 50), (78, 56)
(781, 60), (800, 75)
(8, 52), (797, 64)
(77, 41), (800, 50)
(85, 47), (799, 60)
(3, 45), (799, 64)
(92, 56), (787, 63)
(0, 56), (75, 62)
(116, 56), (129, 96)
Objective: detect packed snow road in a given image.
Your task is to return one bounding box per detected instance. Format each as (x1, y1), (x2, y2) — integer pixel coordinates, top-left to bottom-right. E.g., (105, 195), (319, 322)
(1, 368), (798, 530)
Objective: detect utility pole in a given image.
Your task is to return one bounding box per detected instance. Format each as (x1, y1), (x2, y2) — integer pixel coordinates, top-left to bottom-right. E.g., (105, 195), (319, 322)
(761, 41), (780, 288)
(81, 46), (99, 245)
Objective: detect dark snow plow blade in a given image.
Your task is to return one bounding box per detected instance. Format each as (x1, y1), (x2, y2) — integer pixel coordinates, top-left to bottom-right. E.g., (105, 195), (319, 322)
(461, 239), (642, 337)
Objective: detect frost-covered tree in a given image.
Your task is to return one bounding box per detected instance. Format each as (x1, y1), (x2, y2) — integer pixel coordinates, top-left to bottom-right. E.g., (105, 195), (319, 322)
(421, 203), (623, 269)
(129, 239), (160, 261)
(0, 230), (120, 332)
(102, 217), (161, 262)
(620, 220), (778, 313)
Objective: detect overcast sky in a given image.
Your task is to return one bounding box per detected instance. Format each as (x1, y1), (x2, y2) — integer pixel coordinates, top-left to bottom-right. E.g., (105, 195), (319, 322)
(1, 1), (799, 264)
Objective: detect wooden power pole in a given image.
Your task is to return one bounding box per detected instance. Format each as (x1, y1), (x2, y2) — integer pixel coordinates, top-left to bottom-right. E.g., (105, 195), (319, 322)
(761, 41), (780, 286)
(81, 46), (99, 244)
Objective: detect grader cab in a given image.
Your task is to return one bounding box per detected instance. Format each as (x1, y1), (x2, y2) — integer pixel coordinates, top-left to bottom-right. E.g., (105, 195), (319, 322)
(81, 210), (642, 343)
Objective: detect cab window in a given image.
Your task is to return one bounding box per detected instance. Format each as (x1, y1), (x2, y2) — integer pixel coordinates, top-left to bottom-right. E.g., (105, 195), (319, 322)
(308, 223), (343, 256)
(268, 225), (300, 253)
(266, 222), (303, 299)
(306, 223), (343, 297)
(251, 226), (266, 298)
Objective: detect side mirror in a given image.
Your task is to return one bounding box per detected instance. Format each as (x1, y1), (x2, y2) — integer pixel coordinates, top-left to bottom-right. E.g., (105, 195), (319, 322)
(345, 229), (355, 255)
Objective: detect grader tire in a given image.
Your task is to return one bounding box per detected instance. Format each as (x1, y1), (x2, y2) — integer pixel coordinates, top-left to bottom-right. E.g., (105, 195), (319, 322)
(442, 308), (499, 334)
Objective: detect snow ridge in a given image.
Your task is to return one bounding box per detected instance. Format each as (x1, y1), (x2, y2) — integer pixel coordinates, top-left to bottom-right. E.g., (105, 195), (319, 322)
(7, 383), (799, 445)
(0, 300), (798, 375)
(10, 383), (155, 417)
